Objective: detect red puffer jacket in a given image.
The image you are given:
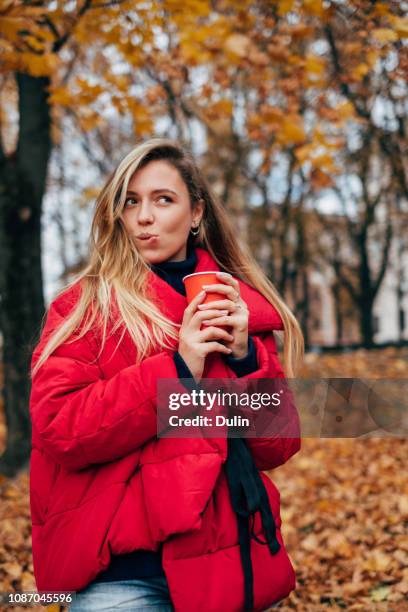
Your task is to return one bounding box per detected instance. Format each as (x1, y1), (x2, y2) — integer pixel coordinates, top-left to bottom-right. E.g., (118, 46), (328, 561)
(29, 247), (301, 612)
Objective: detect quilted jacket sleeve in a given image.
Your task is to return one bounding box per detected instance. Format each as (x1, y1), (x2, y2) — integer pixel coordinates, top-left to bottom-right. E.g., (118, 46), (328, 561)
(223, 331), (301, 471)
(29, 300), (186, 472)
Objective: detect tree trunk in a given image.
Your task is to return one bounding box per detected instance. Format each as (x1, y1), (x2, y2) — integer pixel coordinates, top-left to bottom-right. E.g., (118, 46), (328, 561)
(300, 267), (310, 350)
(358, 231), (375, 348)
(334, 285), (344, 346)
(359, 292), (375, 349)
(0, 73), (51, 477)
(332, 260), (344, 345)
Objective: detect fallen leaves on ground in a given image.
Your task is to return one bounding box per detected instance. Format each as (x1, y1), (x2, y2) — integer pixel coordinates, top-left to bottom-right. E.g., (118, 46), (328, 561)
(0, 347), (407, 611)
(268, 346), (408, 611)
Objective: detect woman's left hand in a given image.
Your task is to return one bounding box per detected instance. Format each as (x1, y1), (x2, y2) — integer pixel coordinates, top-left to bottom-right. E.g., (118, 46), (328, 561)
(198, 272), (250, 359)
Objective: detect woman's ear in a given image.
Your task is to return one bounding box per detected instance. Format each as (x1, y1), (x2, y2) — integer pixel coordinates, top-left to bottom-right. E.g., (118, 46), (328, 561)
(193, 198), (205, 225)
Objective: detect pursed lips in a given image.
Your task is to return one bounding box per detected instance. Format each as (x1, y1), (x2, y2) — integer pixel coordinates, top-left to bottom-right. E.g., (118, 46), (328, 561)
(136, 234), (159, 241)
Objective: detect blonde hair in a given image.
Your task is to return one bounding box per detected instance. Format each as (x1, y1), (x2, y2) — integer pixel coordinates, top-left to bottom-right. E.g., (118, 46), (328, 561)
(31, 138), (304, 379)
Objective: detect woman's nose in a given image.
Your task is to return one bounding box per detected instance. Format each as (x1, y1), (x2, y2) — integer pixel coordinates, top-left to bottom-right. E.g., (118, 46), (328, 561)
(138, 200), (154, 223)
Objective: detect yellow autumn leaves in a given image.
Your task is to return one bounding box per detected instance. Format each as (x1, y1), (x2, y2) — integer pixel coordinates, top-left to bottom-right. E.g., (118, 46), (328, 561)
(1, 0), (407, 185)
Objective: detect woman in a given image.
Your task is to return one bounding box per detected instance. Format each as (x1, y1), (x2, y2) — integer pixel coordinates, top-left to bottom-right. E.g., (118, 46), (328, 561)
(29, 138), (304, 612)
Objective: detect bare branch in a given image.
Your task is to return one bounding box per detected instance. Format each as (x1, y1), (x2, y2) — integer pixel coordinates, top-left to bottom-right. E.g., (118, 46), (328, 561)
(53, 0), (93, 53)
(373, 214), (393, 295)
(324, 23), (370, 121)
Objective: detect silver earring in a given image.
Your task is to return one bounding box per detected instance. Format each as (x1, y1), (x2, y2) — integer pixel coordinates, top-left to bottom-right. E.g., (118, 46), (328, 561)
(190, 224), (200, 236)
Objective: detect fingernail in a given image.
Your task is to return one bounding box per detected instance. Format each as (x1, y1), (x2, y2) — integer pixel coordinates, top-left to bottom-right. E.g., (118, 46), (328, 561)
(217, 272), (231, 276)
(198, 290), (206, 297)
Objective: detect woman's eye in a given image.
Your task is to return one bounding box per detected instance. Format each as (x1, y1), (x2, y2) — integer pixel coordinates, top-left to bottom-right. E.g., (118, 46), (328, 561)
(124, 197), (138, 207)
(157, 195), (172, 204)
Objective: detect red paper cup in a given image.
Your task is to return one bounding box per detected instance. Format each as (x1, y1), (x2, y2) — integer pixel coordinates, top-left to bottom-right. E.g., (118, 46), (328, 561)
(183, 271), (232, 333)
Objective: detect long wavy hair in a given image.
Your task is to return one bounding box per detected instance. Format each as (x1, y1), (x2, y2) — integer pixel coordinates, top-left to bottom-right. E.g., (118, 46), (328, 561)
(31, 138), (304, 379)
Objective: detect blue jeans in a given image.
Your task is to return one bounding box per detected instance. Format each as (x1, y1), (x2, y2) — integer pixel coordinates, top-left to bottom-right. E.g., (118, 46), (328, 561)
(69, 576), (174, 611)
(69, 575), (282, 611)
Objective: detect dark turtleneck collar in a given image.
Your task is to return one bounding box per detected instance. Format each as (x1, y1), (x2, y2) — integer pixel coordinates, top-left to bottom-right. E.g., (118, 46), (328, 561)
(149, 239), (198, 295)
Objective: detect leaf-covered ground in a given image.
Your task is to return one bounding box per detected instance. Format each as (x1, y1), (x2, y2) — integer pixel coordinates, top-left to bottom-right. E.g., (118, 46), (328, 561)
(271, 347), (408, 611)
(0, 347), (407, 611)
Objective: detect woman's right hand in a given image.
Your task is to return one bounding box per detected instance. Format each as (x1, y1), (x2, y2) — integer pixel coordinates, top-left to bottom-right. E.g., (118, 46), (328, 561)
(178, 290), (234, 381)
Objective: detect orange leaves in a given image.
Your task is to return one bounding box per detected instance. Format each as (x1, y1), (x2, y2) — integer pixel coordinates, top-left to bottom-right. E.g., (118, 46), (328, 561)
(0, 16), (29, 44)
(206, 98), (233, 118)
(294, 139), (339, 185)
(127, 99), (154, 136)
(372, 551), (399, 574)
(0, 0), (55, 76)
(144, 84), (166, 106)
(259, 105), (285, 125)
(77, 111), (103, 133)
(1, 0), (406, 222)
(224, 33), (251, 59)
(369, 14), (407, 45)
(310, 167), (335, 189)
(179, 20), (230, 65)
(162, 0), (210, 21)
(247, 106), (309, 152)
(80, 187), (101, 207)
(75, 77), (104, 102)
(246, 114), (264, 142)
(372, 28), (399, 44)
(48, 85), (72, 107)
(321, 100), (355, 124)
(247, 105), (285, 143)
(48, 59), (158, 135)
(294, 142), (316, 164)
(278, 114), (306, 145)
(303, 53), (327, 87)
(105, 73), (131, 95)
(4, 51), (59, 77)
(302, 0), (325, 19)
(49, 78), (107, 133)
(248, 48), (269, 67)
(225, 34), (268, 72)
(0, 1), (45, 43)
(284, 23), (314, 39)
(390, 16), (408, 39)
(266, 42), (290, 63)
(276, 0), (296, 17)
(305, 54), (325, 76)
(192, 98), (234, 137)
(1, 351), (408, 608)
(351, 63), (370, 80)
(49, 77), (104, 108)
(273, 414), (408, 609)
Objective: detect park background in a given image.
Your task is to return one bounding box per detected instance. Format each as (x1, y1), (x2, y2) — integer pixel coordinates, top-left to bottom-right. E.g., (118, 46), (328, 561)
(0, 0), (407, 610)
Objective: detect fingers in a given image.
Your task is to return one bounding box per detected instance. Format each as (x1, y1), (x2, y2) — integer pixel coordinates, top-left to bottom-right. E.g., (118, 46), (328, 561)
(197, 299), (236, 312)
(201, 283), (239, 301)
(202, 341), (233, 356)
(200, 325), (234, 343)
(183, 290), (207, 324)
(192, 308), (230, 328)
(202, 315), (232, 326)
(215, 272), (240, 290)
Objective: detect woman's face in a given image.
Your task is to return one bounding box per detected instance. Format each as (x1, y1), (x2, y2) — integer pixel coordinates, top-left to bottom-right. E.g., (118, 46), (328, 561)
(121, 160), (204, 264)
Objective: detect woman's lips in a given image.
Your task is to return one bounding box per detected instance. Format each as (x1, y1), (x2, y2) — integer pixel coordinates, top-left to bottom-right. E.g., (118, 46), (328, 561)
(137, 235), (158, 243)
